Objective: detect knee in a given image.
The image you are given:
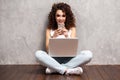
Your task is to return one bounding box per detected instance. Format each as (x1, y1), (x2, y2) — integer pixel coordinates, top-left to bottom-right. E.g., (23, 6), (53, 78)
(81, 50), (93, 60)
(35, 50), (41, 59)
(35, 50), (46, 59)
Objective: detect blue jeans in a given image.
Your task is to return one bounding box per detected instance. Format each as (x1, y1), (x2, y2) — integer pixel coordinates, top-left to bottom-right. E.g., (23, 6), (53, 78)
(35, 50), (93, 74)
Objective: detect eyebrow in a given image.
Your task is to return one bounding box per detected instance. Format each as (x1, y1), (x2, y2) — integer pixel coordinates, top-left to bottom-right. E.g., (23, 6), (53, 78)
(56, 14), (66, 16)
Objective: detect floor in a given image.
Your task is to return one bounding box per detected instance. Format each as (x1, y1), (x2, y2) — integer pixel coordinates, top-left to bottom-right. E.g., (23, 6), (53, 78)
(0, 65), (120, 80)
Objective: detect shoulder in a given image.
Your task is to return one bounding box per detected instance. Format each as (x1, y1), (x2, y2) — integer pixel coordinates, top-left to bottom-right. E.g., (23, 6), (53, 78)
(69, 27), (76, 37)
(46, 28), (51, 32)
(70, 27), (76, 31)
(46, 28), (51, 36)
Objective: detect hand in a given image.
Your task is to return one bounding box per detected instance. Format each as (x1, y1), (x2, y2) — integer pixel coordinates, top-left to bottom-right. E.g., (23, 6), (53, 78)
(62, 28), (68, 37)
(52, 28), (68, 38)
(53, 28), (62, 38)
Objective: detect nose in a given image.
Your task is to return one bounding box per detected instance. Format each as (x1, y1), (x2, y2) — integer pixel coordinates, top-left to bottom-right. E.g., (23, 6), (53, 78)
(59, 16), (63, 20)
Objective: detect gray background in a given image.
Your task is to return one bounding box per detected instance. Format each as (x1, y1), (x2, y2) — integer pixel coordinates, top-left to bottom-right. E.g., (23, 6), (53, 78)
(0, 0), (120, 65)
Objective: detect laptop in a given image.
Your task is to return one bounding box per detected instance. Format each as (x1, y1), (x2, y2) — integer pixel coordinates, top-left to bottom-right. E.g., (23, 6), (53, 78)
(49, 38), (78, 57)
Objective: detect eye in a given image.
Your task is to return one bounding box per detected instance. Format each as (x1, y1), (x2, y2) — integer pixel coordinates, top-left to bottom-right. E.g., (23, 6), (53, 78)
(56, 14), (60, 17)
(62, 15), (66, 17)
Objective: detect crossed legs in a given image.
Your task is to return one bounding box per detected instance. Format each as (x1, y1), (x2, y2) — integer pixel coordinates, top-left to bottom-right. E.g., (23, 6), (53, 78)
(35, 50), (93, 74)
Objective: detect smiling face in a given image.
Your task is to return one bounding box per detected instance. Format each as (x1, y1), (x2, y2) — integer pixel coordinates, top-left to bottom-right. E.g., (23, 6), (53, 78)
(55, 10), (66, 25)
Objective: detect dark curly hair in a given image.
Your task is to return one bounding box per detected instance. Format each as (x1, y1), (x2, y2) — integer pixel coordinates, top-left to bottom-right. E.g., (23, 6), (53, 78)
(47, 2), (75, 30)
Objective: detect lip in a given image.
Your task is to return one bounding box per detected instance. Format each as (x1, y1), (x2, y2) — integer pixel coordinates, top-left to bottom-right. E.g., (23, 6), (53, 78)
(58, 21), (64, 24)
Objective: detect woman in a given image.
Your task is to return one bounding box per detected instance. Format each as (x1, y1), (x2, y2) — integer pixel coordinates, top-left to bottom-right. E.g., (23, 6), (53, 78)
(35, 2), (93, 75)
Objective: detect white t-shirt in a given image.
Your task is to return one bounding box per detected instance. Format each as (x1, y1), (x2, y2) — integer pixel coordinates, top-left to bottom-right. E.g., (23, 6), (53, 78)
(50, 29), (72, 38)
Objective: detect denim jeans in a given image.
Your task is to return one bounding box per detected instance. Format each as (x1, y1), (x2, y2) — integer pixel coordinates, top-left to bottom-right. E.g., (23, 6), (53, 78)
(35, 50), (93, 74)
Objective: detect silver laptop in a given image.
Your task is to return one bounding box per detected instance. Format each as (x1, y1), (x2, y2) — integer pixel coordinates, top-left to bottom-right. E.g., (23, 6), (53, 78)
(49, 38), (78, 57)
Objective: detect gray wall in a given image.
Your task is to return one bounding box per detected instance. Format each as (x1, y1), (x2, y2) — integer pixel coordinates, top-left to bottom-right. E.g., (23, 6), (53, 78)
(0, 0), (120, 64)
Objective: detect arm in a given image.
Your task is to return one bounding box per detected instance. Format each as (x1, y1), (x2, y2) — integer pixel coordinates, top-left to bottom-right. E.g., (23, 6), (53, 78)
(46, 28), (51, 52)
(70, 27), (76, 38)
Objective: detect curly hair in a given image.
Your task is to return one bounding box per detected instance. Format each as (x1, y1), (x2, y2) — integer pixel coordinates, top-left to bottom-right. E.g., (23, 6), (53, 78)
(48, 2), (75, 30)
